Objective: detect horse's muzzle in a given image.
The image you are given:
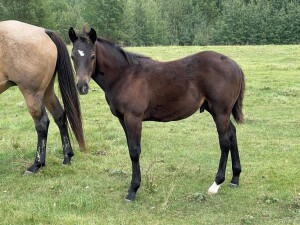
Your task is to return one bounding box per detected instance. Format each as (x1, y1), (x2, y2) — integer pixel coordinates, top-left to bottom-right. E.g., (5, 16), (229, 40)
(77, 81), (89, 95)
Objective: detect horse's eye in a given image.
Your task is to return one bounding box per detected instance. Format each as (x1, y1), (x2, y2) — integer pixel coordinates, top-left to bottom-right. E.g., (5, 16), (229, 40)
(71, 55), (74, 60)
(91, 55), (96, 60)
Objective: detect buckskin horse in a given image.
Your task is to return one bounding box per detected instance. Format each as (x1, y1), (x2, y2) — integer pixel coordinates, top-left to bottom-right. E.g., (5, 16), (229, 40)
(69, 27), (245, 201)
(0, 21), (85, 174)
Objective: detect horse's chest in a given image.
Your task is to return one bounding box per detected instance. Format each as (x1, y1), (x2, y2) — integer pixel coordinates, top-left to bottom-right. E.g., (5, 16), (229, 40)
(106, 95), (122, 118)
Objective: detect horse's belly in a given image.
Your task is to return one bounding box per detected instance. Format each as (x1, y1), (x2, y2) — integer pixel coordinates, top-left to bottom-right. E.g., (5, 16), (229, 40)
(147, 100), (202, 122)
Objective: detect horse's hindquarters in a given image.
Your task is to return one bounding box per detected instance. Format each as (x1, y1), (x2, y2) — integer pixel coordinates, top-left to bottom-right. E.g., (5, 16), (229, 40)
(0, 21), (57, 92)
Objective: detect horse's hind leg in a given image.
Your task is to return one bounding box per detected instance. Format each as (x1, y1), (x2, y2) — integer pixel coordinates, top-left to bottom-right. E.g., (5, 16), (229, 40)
(21, 93), (50, 174)
(228, 121), (241, 187)
(44, 86), (74, 164)
(208, 114), (231, 195)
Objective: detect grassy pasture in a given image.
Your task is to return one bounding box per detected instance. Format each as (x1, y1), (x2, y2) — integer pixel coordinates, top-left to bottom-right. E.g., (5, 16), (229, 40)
(0, 45), (299, 224)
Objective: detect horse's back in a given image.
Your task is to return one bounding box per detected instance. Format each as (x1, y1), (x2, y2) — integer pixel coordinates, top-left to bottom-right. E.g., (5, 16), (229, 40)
(0, 20), (57, 92)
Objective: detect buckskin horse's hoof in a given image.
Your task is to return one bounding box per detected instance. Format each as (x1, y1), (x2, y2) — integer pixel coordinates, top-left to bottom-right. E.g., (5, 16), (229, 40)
(23, 170), (34, 176)
(63, 157), (72, 165)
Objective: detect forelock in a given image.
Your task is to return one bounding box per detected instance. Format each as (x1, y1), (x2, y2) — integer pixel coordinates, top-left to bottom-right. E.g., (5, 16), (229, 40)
(78, 34), (93, 44)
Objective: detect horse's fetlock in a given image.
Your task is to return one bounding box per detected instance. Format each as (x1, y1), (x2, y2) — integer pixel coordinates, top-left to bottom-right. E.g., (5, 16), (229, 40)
(130, 181), (140, 192)
(215, 175), (225, 185)
(232, 168), (241, 176)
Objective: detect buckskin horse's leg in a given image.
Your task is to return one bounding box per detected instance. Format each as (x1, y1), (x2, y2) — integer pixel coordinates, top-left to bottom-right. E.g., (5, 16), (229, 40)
(228, 121), (241, 187)
(44, 86), (74, 165)
(54, 109), (74, 165)
(123, 113), (142, 202)
(208, 114), (231, 195)
(22, 93), (50, 174)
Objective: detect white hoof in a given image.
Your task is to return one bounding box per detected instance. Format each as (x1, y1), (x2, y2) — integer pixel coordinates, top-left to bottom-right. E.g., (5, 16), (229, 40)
(208, 182), (221, 195)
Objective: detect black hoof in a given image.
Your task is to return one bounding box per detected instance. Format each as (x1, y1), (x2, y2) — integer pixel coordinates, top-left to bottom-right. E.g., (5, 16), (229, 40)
(26, 163), (44, 174)
(229, 183), (239, 188)
(63, 152), (74, 165)
(63, 157), (72, 165)
(230, 177), (239, 186)
(125, 192), (136, 202)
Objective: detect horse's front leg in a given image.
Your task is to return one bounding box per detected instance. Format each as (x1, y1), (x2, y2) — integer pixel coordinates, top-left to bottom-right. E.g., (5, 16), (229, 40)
(122, 114), (142, 202)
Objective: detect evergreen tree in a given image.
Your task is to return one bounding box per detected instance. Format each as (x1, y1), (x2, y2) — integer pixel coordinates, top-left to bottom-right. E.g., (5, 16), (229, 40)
(80, 0), (126, 41)
(0, 0), (55, 29)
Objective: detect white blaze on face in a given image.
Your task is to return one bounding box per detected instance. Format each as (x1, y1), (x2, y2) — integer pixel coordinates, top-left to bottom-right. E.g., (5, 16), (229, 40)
(78, 50), (85, 57)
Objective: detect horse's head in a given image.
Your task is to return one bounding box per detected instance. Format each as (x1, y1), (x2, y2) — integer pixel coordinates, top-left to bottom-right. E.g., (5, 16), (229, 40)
(69, 27), (97, 95)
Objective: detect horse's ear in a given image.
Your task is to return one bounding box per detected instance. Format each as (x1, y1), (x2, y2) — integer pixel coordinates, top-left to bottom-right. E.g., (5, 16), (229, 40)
(89, 28), (97, 43)
(69, 27), (78, 43)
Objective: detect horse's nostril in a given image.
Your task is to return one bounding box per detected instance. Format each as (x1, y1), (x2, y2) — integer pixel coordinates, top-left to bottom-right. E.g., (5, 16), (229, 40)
(77, 83), (89, 95)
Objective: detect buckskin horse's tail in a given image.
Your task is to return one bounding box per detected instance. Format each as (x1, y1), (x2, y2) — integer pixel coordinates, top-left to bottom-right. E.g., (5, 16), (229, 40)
(45, 30), (86, 151)
(232, 68), (245, 124)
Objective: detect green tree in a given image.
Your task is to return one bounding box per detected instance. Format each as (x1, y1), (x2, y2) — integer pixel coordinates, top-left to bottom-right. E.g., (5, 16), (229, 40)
(192, 0), (220, 45)
(160, 0), (219, 45)
(121, 0), (170, 46)
(49, 0), (84, 42)
(0, 0), (55, 29)
(213, 0), (300, 45)
(80, 0), (126, 41)
(0, 2), (7, 20)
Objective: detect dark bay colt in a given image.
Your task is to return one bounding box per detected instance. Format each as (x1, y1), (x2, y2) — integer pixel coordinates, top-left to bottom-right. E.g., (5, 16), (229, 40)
(0, 21), (85, 174)
(69, 27), (245, 201)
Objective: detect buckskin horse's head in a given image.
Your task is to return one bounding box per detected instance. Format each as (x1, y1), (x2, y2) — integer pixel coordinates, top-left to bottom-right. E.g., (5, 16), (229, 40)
(69, 27), (97, 95)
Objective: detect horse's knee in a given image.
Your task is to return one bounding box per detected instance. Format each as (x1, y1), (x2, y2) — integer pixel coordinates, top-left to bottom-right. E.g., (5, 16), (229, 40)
(129, 148), (140, 161)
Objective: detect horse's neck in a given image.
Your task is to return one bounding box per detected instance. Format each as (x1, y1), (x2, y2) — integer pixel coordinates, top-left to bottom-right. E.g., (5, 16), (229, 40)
(95, 42), (129, 91)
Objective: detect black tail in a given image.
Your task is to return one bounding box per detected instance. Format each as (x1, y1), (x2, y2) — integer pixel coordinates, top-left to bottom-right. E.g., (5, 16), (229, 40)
(232, 68), (245, 124)
(45, 30), (86, 151)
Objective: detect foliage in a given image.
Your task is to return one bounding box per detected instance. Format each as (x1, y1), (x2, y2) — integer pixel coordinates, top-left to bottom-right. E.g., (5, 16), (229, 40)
(79, 0), (126, 41)
(213, 0), (300, 45)
(0, 0), (55, 29)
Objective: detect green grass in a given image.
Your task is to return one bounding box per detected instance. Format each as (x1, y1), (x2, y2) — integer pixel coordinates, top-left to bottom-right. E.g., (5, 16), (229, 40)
(0, 45), (300, 224)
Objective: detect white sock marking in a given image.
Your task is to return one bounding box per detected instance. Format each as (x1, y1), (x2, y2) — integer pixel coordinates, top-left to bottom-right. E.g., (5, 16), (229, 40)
(208, 181), (221, 195)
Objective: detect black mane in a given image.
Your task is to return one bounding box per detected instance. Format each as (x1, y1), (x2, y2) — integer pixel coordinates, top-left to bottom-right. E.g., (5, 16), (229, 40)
(97, 38), (150, 65)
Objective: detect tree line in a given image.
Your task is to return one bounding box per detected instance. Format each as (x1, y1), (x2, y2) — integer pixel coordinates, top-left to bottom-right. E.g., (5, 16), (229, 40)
(1, 0), (299, 45)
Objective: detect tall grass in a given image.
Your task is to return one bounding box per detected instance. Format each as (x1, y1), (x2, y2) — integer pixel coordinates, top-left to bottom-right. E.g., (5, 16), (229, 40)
(0, 45), (299, 224)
